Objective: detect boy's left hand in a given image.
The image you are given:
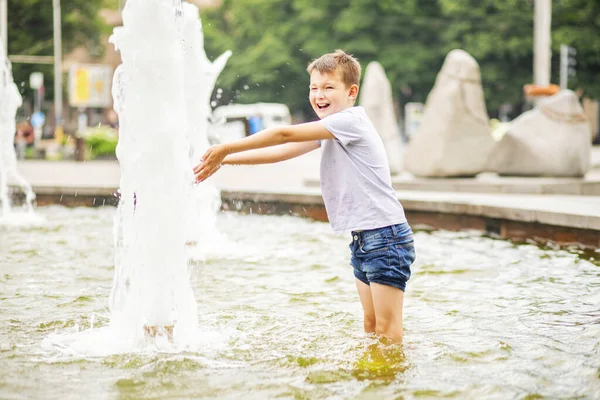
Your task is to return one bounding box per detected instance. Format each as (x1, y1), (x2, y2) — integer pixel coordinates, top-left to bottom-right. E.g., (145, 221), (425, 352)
(193, 144), (227, 182)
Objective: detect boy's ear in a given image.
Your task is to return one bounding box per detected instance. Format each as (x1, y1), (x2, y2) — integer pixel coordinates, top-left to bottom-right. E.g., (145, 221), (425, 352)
(348, 84), (359, 100)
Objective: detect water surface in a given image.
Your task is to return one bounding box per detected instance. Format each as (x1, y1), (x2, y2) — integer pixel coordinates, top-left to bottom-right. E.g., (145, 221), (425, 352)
(1, 206), (599, 399)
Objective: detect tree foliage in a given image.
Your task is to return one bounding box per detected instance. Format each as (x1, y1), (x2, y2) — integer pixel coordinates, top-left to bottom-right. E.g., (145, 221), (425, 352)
(202, 0), (600, 118)
(6, 0), (108, 105)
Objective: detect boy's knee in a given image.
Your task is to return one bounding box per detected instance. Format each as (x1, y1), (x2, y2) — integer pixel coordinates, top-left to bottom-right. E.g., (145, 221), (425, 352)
(364, 314), (376, 332)
(375, 315), (395, 333)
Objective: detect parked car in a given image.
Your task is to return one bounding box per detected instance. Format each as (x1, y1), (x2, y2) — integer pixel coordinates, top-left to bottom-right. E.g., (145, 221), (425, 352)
(209, 103), (291, 144)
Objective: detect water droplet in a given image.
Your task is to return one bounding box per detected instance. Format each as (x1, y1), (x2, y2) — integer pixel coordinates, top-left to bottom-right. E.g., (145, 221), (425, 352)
(210, 100), (217, 107)
(217, 88), (223, 94)
(216, 94), (222, 99)
(243, 85), (249, 90)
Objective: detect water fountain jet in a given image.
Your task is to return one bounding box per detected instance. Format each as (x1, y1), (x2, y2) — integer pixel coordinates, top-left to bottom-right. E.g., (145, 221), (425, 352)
(0, 39), (41, 226)
(106, 0), (230, 349)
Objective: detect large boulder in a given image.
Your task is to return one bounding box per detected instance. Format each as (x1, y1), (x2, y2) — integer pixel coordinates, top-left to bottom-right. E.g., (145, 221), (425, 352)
(487, 90), (591, 177)
(404, 49), (494, 177)
(359, 61), (403, 174)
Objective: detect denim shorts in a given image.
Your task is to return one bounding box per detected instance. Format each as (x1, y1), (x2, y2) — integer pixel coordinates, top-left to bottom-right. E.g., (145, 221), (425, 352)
(349, 222), (416, 292)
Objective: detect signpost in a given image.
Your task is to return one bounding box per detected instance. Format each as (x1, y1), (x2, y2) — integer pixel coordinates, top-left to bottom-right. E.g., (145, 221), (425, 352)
(68, 64), (113, 108)
(560, 44), (576, 90)
(29, 71), (44, 114)
(31, 111), (45, 129)
(28, 72), (46, 142)
(29, 72), (44, 90)
(53, 0), (63, 144)
(68, 64), (112, 143)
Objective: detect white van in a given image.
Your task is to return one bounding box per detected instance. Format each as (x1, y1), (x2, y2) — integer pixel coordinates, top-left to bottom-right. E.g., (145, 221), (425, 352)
(209, 103), (292, 143)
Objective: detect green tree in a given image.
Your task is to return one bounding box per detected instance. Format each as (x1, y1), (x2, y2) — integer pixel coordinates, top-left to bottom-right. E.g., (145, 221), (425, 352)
(6, 0), (109, 112)
(203, 0), (448, 117)
(437, 0), (535, 113)
(202, 0), (310, 114)
(552, 0), (600, 99)
(202, 0), (600, 119)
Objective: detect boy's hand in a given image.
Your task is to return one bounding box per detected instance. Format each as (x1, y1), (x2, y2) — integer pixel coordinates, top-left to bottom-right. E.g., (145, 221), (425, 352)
(193, 144), (228, 182)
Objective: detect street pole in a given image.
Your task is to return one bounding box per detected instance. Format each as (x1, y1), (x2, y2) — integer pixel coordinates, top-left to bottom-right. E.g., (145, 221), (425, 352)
(559, 44), (576, 90)
(33, 88), (40, 114)
(53, 0), (63, 143)
(533, 0), (552, 87)
(0, 0), (7, 52)
(560, 44), (568, 89)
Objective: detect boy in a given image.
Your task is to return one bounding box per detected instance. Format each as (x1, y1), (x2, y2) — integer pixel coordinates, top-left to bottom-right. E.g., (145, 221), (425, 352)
(194, 50), (415, 342)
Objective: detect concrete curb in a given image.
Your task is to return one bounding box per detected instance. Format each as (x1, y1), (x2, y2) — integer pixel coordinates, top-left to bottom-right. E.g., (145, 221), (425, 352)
(9, 184), (600, 248)
(305, 176), (600, 195)
(397, 195), (600, 231)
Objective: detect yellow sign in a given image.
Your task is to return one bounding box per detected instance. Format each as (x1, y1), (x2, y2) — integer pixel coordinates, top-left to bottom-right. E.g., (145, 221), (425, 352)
(75, 68), (89, 102)
(68, 64), (113, 108)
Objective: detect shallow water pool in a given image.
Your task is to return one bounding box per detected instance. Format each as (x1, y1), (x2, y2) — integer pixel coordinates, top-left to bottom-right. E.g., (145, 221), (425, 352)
(1, 206), (599, 399)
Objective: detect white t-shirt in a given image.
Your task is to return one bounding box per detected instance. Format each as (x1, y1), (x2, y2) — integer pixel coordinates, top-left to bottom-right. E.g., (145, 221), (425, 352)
(318, 106), (407, 233)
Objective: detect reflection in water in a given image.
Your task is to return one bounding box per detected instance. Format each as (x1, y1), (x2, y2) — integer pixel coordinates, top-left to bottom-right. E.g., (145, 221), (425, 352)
(352, 340), (409, 381)
(0, 206), (599, 399)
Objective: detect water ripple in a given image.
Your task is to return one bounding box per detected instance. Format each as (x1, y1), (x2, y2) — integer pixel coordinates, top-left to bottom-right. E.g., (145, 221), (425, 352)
(0, 206), (599, 398)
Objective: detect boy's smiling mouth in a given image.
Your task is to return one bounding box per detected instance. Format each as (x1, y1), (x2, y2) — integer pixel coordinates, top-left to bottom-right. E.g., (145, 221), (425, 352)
(317, 103), (330, 110)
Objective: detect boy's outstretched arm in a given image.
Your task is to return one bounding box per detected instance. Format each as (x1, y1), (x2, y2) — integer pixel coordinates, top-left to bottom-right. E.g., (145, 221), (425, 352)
(223, 142), (320, 166)
(194, 121), (333, 182)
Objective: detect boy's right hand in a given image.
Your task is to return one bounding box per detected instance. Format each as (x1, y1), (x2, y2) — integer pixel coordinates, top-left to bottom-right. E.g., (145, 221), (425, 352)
(193, 144), (228, 182)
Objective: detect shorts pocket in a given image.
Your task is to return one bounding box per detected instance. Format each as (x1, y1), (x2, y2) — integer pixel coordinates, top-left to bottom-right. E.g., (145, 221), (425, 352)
(393, 241), (416, 268)
(392, 223), (414, 246)
(393, 237), (415, 249)
(360, 233), (388, 254)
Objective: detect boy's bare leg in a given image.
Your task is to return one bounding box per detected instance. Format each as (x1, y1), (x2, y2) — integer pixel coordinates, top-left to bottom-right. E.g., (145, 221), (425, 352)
(370, 283), (404, 343)
(143, 325), (174, 340)
(355, 278), (376, 333)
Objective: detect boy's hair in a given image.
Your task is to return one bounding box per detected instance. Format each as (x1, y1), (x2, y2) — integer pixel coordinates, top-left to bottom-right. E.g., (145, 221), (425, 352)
(307, 49), (361, 87)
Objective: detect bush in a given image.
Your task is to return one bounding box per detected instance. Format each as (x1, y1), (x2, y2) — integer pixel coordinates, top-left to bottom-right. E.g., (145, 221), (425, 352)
(81, 126), (118, 158)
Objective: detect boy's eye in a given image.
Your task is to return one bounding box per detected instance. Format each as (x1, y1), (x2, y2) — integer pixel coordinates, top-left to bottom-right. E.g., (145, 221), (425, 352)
(326, 86), (333, 89)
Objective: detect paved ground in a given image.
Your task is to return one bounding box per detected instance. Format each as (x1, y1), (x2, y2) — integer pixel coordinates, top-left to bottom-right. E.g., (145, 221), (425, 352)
(8, 151), (321, 192)
(7, 146), (600, 233)
(10, 146), (600, 192)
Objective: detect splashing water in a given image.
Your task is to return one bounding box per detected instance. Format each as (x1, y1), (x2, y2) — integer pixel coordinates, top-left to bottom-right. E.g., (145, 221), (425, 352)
(0, 39), (42, 226)
(181, 2), (231, 259)
(109, 0), (193, 345)
(45, 0), (230, 354)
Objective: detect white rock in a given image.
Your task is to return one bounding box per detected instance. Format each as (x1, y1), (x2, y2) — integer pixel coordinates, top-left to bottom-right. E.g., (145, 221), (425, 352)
(359, 61), (403, 174)
(487, 90), (591, 177)
(404, 49), (494, 177)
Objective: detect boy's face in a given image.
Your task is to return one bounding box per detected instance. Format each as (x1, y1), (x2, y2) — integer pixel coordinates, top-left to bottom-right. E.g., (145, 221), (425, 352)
(309, 70), (358, 119)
